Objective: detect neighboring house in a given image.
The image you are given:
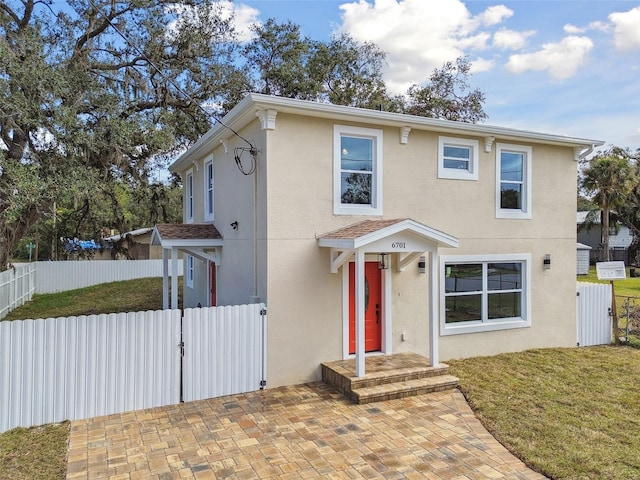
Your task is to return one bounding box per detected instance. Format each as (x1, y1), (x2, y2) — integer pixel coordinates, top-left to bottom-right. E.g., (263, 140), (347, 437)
(577, 211), (632, 264)
(95, 227), (162, 260)
(152, 93), (603, 388)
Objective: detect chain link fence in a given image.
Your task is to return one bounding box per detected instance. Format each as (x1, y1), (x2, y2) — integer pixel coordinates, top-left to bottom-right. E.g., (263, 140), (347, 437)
(615, 295), (640, 344)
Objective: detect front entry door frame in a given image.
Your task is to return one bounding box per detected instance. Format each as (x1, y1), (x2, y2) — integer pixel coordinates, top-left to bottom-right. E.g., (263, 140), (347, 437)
(342, 253), (392, 360)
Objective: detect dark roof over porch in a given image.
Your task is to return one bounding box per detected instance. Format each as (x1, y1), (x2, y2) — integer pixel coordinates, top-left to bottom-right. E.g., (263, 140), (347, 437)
(151, 223), (223, 248)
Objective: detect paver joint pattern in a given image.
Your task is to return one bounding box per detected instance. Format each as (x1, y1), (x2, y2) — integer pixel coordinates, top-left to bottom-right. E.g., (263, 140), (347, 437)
(66, 383), (546, 479)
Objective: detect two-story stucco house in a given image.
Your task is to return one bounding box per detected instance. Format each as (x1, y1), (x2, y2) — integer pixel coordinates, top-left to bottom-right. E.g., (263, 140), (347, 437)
(152, 93), (603, 389)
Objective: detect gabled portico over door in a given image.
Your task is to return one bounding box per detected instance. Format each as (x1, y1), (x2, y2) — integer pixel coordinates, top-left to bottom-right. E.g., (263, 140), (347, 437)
(318, 218), (458, 377)
(151, 224), (223, 309)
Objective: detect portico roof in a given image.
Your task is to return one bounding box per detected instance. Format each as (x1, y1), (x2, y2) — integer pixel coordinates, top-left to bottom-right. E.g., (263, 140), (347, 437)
(151, 223), (223, 249)
(317, 218), (458, 250)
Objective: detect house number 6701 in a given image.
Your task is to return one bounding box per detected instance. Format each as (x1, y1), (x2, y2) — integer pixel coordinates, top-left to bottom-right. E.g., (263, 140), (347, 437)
(391, 242), (405, 248)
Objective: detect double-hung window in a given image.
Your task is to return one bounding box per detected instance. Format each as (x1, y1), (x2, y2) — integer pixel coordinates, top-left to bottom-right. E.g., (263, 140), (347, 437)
(496, 143), (532, 219)
(204, 160), (214, 221)
(441, 254), (531, 335)
(186, 169), (194, 223)
(186, 255), (194, 288)
(333, 125), (383, 215)
(438, 137), (479, 180)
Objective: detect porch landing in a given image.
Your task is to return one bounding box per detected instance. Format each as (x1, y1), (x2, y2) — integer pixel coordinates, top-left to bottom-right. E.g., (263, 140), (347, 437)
(321, 352), (459, 404)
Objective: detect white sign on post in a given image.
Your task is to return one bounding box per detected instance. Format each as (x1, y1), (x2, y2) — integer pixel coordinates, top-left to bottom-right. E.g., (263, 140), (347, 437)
(596, 261), (627, 280)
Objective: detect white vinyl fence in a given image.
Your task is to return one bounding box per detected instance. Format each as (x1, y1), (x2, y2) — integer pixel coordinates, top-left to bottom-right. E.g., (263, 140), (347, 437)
(0, 260), (183, 319)
(0, 304), (267, 434)
(0, 264), (36, 320)
(577, 282), (612, 347)
(35, 259), (183, 294)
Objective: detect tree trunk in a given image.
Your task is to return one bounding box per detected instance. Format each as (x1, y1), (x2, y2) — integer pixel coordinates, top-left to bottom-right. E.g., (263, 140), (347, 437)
(602, 202), (611, 262)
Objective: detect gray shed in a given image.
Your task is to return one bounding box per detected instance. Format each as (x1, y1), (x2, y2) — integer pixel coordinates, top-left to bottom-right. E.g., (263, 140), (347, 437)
(577, 243), (592, 275)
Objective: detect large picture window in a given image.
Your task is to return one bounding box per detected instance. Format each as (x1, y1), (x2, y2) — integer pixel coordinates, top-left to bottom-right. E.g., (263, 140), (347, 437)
(441, 254), (531, 335)
(496, 143), (532, 219)
(334, 125), (383, 215)
(438, 137), (479, 180)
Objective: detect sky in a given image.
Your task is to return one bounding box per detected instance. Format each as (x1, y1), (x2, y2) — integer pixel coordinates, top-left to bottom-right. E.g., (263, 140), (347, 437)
(227, 0), (640, 151)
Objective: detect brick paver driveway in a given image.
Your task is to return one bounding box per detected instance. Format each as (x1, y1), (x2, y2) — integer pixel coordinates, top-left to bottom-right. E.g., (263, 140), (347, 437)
(66, 383), (546, 479)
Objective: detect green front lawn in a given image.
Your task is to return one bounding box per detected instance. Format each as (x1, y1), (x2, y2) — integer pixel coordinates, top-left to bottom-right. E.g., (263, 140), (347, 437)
(449, 346), (640, 480)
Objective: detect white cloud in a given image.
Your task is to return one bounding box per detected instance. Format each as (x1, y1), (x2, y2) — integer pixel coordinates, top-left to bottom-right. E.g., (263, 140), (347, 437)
(476, 5), (513, 27)
(493, 28), (535, 50)
(337, 0), (516, 93)
(505, 36), (593, 80)
(469, 57), (495, 73)
(563, 23), (585, 35)
(232, 2), (262, 41)
(609, 6), (640, 50)
(588, 21), (610, 33)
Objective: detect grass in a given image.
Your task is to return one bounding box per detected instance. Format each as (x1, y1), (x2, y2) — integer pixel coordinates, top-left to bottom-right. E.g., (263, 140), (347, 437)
(578, 266), (640, 298)
(449, 346), (640, 480)
(2, 276), (182, 321)
(0, 423), (69, 479)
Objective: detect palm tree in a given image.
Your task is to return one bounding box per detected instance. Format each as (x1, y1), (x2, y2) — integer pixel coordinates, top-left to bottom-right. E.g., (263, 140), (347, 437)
(580, 150), (636, 262)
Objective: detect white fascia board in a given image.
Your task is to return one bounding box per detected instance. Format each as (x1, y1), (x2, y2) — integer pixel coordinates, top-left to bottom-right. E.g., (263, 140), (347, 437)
(172, 93), (604, 173)
(160, 238), (223, 249)
(247, 94), (604, 149)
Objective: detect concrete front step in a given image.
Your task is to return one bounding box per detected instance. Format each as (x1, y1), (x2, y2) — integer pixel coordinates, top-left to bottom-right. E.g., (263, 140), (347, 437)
(350, 374), (460, 404)
(349, 363), (450, 390)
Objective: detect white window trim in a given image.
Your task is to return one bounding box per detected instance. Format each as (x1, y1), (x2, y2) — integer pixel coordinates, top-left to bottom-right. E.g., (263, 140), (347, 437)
(438, 136), (479, 181)
(186, 255), (194, 289)
(495, 143), (532, 219)
(185, 169), (194, 224)
(440, 253), (531, 336)
(204, 159), (214, 222)
(333, 125), (383, 216)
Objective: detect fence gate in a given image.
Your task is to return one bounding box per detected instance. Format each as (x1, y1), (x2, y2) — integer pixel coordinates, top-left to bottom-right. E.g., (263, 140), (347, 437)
(577, 282), (612, 347)
(181, 304), (267, 403)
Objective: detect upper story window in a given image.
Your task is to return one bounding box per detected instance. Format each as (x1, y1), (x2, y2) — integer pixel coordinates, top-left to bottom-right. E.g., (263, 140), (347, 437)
(186, 169), (194, 223)
(333, 125), (383, 216)
(441, 254), (531, 335)
(496, 143), (532, 219)
(204, 160), (214, 221)
(438, 137), (479, 180)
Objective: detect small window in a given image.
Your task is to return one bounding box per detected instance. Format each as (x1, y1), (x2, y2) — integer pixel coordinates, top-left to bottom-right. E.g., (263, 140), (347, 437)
(441, 254), (531, 335)
(204, 160), (214, 221)
(438, 137), (479, 180)
(496, 143), (532, 219)
(186, 255), (194, 289)
(186, 170), (194, 223)
(334, 125), (383, 215)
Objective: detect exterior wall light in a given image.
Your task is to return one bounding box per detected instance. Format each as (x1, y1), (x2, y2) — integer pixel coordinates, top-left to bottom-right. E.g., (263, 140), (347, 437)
(544, 254), (551, 270)
(418, 256), (426, 274)
(378, 252), (389, 270)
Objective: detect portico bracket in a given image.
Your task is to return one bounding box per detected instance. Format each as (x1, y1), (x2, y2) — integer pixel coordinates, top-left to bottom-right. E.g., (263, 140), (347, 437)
(330, 249), (354, 273)
(396, 251), (423, 272)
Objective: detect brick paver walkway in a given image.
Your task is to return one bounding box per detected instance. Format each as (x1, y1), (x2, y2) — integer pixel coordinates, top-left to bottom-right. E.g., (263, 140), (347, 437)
(66, 383), (546, 479)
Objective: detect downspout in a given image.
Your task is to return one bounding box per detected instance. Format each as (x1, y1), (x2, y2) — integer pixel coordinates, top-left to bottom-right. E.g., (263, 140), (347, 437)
(252, 160), (259, 303)
(577, 144), (595, 162)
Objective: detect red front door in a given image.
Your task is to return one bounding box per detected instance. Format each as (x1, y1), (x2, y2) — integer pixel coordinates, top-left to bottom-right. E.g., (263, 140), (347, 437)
(349, 262), (382, 354)
(209, 263), (217, 307)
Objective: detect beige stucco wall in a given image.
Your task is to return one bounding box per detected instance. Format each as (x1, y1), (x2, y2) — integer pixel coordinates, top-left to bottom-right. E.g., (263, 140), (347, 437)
(263, 112), (578, 387)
